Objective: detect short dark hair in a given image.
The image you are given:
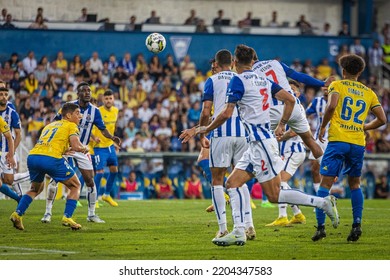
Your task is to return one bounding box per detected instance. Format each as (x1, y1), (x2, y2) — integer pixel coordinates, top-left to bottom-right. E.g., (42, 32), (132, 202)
(104, 89), (114, 97)
(77, 82), (89, 91)
(288, 80), (300, 88)
(0, 87), (8, 92)
(234, 44), (254, 66)
(62, 102), (80, 116)
(339, 54), (365, 76)
(250, 47), (258, 61)
(215, 49), (232, 66)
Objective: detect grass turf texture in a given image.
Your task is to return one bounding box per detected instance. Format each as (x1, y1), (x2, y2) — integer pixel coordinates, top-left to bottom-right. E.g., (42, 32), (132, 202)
(0, 199), (389, 260)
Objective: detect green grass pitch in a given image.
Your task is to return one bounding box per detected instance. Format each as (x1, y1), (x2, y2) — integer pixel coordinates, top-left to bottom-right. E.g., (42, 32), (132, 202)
(0, 199), (389, 260)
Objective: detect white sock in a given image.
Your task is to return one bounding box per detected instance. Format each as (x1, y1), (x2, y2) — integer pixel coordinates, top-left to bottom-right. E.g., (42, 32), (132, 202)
(212, 185), (227, 233)
(313, 183), (320, 194)
(12, 183), (23, 196)
(290, 205), (302, 215)
(87, 184), (97, 217)
(45, 179), (58, 215)
(241, 184), (254, 229)
(278, 188), (325, 208)
(13, 171), (30, 184)
(227, 187), (245, 234)
(278, 182), (290, 217)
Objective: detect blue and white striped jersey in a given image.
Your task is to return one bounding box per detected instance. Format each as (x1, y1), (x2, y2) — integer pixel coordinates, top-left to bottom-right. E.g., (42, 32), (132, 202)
(226, 70), (282, 141)
(306, 96), (328, 140)
(0, 105), (21, 152)
(252, 59), (325, 106)
(203, 70), (246, 138)
(279, 126), (306, 156)
(55, 100), (106, 145)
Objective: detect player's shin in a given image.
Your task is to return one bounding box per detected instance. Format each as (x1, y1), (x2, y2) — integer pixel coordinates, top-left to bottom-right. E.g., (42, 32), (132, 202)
(45, 179), (58, 215)
(227, 187), (245, 235)
(212, 185), (227, 233)
(87, 184), (97, 216)
(241, 184), (254, 228)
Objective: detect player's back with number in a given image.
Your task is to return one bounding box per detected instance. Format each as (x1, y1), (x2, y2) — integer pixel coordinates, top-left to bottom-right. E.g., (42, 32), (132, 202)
(252, 60), (293, 94)
(30, 120), (79, 159)
(328, 80), (380, 146)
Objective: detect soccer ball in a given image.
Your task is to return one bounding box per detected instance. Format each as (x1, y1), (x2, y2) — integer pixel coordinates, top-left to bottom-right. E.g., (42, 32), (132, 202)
(145, 33), (166, 54)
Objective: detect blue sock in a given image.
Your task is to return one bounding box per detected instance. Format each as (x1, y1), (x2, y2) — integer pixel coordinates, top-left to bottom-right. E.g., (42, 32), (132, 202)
(94, 172), (104, 197)
(262, 192), (268, 202)
(16, 195), (33, 216)
(1, 184), (21, 202)
(316, 186), (330, 227)
(198, 159), (212, 184)
(64, 199), (77, 218)
(105, 172), (117, 196)
(351, 188), (364, 225)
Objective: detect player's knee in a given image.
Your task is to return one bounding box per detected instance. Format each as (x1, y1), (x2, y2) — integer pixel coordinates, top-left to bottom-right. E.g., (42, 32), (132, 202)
(267, 193), (279, 203)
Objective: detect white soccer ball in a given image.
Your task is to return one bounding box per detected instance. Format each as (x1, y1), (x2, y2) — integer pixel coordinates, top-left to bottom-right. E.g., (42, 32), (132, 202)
(145, 33), (166, 54)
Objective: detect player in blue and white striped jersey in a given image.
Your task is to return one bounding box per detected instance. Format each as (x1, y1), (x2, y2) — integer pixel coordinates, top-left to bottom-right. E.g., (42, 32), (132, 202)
(266, 80), (308, 227)
(201, 49), (255, 241)
(41, 82), (121, 224)
(182, 45), (339, 246)
(252, 54), (333, 162)
(306, 87), (329, 194)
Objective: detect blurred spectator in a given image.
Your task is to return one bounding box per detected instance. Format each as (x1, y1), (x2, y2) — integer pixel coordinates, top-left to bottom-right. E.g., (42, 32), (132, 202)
(25, 72), (39, 94)
(382, 37), (390, 78)
(124, 120), (138, 139)
(34, 7), (48, 22)
(135, 53), (149, 80)
(121, 52), (135, 75)
(124, 15), (137, 31)
(55, 51), (68, 71)
(76, 7), (87, 22)
(111, 65), (128, 92)
(154, 174), (174, 199)
(350, 38), (366, 58)
(336, 44), (350, 63)
(27, 109), (44, 144)
(145, 10), (160, 24)
(72, 55), (83, 74)
(107, 54), (118, 73)
(238, 11), (252, 28)
(251, 180), (263, 200)
(296, 15), (313, 35)
(2, 13), (16, 29)
(374, 174), (389, 199)
(302, 59), (315, 76)
(134, 83), (147, 104)
(149, 114), (160, 132)
(321, 22), (332, 36)
(368, 40), (383, 80)
(290, 59), (303, 72)
(184, 9), (199, 25)
(138, 100), (153, 123)
(140, 73), (154, 93)
(121, 171), (139, 192)
(89, 52), (103, 73)
(1, 8), (7, 21)
(155, 119), (172, 139)
(316, 58), (332, 80)
(213, 9), (224, 26)
(9, 53), (19, 71)
(149, 55), (163, 82)
(180, 55), (196, 82)
(267, 11), (280, 27)
(0, 61), (14, 82)
(195, 19), (208, 33)
(187, 100), (201, 127)
(33, 63), (48, 84)
(22, 51), (37, 74)
(29, 15), (48, 29)
(184, 173), (203, 199)
(338, 21), (350, 36)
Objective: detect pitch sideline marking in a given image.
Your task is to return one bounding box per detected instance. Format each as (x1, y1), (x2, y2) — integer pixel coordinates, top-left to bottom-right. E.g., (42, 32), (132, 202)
(0, 246), (77, 255)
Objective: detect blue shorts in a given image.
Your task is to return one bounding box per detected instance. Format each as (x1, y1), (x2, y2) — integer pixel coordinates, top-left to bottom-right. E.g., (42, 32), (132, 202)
(320, 141), (365, 178)
(94, 145), (118, 170)
(28, 155), (75, 183)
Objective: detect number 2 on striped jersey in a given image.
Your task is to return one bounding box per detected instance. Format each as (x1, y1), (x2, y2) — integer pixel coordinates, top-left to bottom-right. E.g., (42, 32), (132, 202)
(259, 88), (269, 110)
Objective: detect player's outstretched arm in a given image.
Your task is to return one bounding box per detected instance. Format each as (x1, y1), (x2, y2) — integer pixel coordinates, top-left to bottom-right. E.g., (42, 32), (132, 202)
(364, 106), (387, 131)
(100, 128), (121, 146)
(69, 135), (89, 154)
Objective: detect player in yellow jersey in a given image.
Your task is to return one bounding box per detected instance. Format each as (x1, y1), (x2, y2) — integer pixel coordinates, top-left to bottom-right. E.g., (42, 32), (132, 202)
(312, 54), (387, 242)
(0, 99), (17, 201)
(93, 90), (120, 206)
(10, 103), (89, 230)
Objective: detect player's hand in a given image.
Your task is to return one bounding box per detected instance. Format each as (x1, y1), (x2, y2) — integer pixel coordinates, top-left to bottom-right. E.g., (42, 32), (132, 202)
(319, 127), (326, 143)
(64, 147), (75, 156)
(200, 135), (210, 149)
(324, 76), (336, 87)
(274, 124), (285, 141)
(179, 127), (197, 143)
(5, 153), (16, 169)
(95, 137), (101, 144)
(112, 136), (121, 146)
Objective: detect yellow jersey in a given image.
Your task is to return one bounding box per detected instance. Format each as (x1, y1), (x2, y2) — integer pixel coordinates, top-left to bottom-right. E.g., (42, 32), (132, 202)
(30, 120), (79, 159)
(328, 80), (381, 146)
(94, 106), (118, 148)
(0, 116), (10, 134)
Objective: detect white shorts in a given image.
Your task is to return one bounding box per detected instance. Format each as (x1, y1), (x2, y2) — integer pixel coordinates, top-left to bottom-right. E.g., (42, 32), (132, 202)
(209, 137), (248, 168)
(0, 153), (18, 175)
(282, 152), (306, 177)
(67, 152), (93, 171)
(270, 103), (310, 134)
(235, 139), (283, 183)
(308, 139), (328, 160)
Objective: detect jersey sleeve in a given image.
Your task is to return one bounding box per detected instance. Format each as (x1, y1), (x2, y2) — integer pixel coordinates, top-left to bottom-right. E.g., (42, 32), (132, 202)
(68, 122), (80, 137)
(94, 109), (107, 130)
(306, 98), (318, 116)
(328, 81), (339, 95)
(226, 76), (245, 103)
(281, 62), (325, 87)
(369, 90), (381, 110)
(202, 78), (214, 102)
(10, 110), (21, 129)
(268, 79), (283, 97)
